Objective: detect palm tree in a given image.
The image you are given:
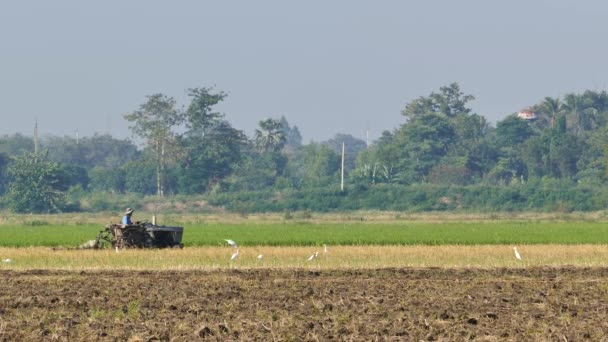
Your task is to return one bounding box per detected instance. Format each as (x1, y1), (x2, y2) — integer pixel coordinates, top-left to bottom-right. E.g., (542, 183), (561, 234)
(561, 93), (595, 135)
(581, 90), (608, 127)
(536, 96), (562, 128)
(254, 118), (286, 153)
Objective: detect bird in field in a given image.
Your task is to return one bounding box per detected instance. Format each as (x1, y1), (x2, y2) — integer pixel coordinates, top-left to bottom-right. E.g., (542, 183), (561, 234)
(225, 239), (238, 248)
(257, 254), (263, 261)
(2, 258), (11, 263)
(231, 249), (240, 261)
(513, 246), (522, 260)
(307, 252), (319, 261)
(323, 244), (328, 253)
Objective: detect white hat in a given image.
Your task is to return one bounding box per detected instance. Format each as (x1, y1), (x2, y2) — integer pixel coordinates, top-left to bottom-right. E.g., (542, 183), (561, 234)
(125, 208), (134, 215)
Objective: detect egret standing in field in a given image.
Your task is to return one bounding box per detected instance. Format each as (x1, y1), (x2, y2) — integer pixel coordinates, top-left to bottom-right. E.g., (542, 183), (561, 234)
(231, 249), (240, 261)
(323, 244), (328, 253)
(225, 239), (238, 248)
(2, 258), (12, 263)
(257, 254), (263, 261)
(307, 251), (319, 261)
(513, 246), (522, 260)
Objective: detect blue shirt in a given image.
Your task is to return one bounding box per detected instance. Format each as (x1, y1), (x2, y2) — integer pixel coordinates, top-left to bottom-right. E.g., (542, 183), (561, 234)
(122, 215), (133, 225)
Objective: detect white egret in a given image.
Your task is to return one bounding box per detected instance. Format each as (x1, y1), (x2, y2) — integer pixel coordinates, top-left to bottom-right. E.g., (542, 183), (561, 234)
(2, 258), (11, 263)
(257, 254), (263, 261)
(225, 239), (238, 248)
(513, 246), (522, 260)
(231, 249), (240, 261)
(323, 244), (328, 253)
(307, 251), (319, 261)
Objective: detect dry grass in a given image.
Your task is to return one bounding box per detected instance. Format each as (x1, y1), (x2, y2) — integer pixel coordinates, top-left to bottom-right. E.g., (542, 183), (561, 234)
(3, 210), (608, 226)
(2, 245), (608, 270)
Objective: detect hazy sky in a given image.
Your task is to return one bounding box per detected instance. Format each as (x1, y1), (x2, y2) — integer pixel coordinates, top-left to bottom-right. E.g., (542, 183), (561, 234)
(1, 1), (607, 143)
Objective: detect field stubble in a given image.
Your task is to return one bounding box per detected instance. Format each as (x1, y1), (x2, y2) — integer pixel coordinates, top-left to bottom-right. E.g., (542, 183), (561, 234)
(1, 267), (608, 340)
(2, 210), (608, 226)
(1, 245), (608, 270)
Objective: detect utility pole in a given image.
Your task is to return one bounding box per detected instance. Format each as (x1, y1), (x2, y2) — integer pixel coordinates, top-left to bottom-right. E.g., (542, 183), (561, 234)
(340, 141), (345, 191)
(34, 119), (39, 154)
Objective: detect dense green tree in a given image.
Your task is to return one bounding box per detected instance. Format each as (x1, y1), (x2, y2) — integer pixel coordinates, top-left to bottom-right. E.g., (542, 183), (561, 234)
(577, 124), (608, 184)
(225, 150), (283, 191)
(561, 93), (595, 135)
(247, 118), (289, 187)
(353, 131), (401, 185)
(534, 96), (563, 129)
(485, 151), (527, 185)
(495, 115), (534, 147)
(178, 88), (247, 194)
(43, 134), (139, 169)
(299, 143), (341, 187)
(582, 90), (608, 128)
(40, 135), (82, 166)
(323, 133), (367, 172)
(254, 118), (287, 153)
(427, 164), (472, 185)
(184, 87), (226, 134)
(520, 135), (549, 178)
(88, 166), (125, 193)
(124, 94), (183, 197)
(279, 116), (303, 150)
(123, 160), (157, 195)
(548, 130), (583, 178)
(401, 82), (475, 119)
(178, 121), (247, 194)
(395, 113), (456, 182)
(0, 134), (34, 156)
(446, 113), (494, 180)
(0, 153), (9, 194)
(7, 152), (66, 213)
(56, 164), (89, 191)
(519, 114), (585, 180)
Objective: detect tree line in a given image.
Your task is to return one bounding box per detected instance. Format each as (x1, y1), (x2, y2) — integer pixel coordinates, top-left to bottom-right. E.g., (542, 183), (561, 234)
(1, 83), (608, 213)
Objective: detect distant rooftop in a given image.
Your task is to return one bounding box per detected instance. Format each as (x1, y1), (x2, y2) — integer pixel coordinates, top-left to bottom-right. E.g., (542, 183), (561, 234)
(517, 107), (537, 121)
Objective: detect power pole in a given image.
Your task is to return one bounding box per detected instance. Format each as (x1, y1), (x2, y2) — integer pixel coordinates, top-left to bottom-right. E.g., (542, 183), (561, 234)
(34, 119), (39, 154)
(340, 141), (345, 191)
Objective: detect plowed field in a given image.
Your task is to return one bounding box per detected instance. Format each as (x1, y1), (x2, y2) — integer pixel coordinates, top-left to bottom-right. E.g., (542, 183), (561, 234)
(1, 267), (607, 340)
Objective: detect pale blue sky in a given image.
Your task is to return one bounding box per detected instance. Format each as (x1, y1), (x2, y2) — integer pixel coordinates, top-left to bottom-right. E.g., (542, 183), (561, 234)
(1, 1), (607, 142)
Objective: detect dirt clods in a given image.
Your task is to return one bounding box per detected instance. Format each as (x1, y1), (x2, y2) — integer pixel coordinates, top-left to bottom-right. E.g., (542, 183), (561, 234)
(0, 267), (607, 340)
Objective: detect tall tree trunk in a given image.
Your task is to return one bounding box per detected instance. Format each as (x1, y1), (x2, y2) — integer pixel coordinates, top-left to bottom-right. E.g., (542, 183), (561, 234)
(156, 139), (162, 197)
(160, 140), (165, 197)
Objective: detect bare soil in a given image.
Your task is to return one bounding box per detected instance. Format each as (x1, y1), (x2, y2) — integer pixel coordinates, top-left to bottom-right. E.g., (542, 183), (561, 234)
(1, 267), (607, 341)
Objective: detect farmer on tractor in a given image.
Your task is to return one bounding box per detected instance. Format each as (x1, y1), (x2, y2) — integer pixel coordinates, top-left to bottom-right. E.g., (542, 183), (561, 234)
(122, 208), (135, 226)
(93, 207), (184, 249)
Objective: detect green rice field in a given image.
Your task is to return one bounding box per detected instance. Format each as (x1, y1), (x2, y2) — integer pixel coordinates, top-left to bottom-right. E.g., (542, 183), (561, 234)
(0, 221), (607, 247)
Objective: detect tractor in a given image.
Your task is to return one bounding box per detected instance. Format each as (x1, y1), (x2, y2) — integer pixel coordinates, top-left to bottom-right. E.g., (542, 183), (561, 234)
(94, 221), (184, 249)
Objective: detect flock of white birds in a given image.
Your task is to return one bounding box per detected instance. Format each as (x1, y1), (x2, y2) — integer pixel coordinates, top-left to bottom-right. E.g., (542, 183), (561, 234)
(223, 239), (525, 262)
(0, 243), (526, 264)
(224, 239), (331, 262)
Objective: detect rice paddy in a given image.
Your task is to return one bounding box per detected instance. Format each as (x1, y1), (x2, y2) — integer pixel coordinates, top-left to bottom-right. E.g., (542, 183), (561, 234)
(1, 212), (608, 269)
(1, 245), (608, 270)
(1, 221), (608, 247)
